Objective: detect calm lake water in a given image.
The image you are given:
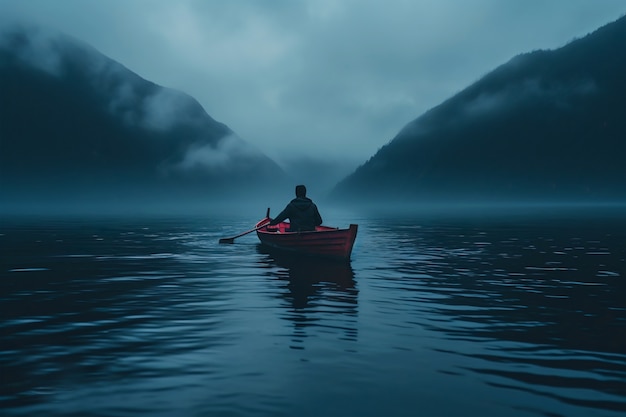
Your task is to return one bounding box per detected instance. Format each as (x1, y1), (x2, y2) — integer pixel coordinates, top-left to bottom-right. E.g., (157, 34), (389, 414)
(1, 207), (625, 417)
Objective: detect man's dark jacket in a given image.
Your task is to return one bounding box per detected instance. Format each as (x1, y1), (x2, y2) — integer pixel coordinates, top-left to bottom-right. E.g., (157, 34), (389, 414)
(269, 197), (323, 231)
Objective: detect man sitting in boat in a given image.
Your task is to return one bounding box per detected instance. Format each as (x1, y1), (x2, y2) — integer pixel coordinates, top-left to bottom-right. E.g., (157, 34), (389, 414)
(268, 185), (323, 232)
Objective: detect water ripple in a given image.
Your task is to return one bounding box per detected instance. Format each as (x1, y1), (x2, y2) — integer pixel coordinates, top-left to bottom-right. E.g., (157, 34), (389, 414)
(1, 213), (625, 416)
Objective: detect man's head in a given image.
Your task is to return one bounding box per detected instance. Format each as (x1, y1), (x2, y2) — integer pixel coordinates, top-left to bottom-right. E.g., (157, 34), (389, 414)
(295, 184), (307, 198)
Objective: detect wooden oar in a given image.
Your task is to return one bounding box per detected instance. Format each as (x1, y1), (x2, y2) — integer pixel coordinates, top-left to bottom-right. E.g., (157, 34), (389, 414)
(219, 208), (271, 244)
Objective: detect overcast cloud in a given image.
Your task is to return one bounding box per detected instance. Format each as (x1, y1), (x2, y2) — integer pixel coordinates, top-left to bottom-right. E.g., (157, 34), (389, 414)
(1, 0), (625, 171)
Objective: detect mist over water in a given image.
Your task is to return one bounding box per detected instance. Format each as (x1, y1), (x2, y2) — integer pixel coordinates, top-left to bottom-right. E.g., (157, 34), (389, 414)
(1, 207), (625, 417)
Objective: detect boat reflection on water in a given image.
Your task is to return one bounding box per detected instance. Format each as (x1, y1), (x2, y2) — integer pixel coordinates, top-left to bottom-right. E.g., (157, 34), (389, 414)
(256, 245), (359, 348)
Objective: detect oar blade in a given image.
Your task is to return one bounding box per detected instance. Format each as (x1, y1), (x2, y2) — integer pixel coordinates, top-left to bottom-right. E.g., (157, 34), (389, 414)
(219, 237), (235, 244)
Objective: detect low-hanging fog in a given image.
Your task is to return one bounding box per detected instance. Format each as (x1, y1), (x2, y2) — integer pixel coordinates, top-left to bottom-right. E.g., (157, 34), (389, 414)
(1, 3), (626, 216)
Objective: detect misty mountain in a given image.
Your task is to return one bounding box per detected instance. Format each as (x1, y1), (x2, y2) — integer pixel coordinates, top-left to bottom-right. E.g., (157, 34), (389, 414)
(0, 25), (287, 209)
(331, 15), (626, 205)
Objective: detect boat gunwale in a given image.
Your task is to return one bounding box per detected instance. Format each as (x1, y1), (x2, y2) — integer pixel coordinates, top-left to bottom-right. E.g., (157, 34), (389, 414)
(254, 218), (358, 260)
(255, 219), (346, 235)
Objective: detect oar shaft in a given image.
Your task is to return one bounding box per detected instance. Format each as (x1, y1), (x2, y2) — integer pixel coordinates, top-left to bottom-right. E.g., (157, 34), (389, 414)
(218, 216), (271, 244)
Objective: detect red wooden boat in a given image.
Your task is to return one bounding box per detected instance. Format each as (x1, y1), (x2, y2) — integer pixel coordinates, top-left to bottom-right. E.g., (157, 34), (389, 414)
(255, 215), (358, 260)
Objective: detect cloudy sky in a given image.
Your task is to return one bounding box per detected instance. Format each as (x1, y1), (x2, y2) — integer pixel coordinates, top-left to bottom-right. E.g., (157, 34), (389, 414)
(2, 0), (625, 172)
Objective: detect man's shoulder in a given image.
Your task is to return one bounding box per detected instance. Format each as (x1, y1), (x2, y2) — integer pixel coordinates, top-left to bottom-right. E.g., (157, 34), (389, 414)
(290, 197), (312, 204)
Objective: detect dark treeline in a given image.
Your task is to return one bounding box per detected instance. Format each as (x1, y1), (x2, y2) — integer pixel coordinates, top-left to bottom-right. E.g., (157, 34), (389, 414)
(3, 16), (626, 214)
(332, 15), (626, 204)
(0, 26), (288, 211)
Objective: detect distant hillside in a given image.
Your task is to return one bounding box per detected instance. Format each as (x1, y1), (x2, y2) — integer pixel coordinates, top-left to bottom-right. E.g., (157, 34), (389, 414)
(0, 25), (287, 210)
(331, 15), (626, 205)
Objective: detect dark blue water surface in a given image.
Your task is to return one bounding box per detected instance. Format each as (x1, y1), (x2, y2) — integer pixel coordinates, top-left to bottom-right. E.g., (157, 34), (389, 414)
(1, 207), (625, 417)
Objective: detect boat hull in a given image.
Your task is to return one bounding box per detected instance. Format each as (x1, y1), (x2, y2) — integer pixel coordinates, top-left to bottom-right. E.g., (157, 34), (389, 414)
(255, 219), (358, 260)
